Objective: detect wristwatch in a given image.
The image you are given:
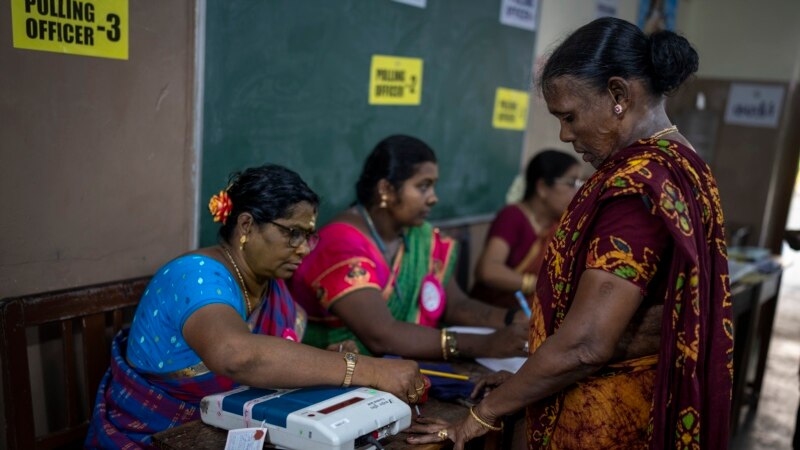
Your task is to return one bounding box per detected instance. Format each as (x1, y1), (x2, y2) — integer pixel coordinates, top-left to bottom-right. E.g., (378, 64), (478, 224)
(342, 352), (358, 387)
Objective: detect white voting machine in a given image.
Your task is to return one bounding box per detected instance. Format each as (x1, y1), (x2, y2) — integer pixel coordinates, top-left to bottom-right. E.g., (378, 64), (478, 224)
(200, 386), (411, 450)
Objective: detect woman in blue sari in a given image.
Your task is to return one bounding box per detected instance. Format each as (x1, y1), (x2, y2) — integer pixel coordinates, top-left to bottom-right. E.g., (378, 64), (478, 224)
(86, 164), (425, 449)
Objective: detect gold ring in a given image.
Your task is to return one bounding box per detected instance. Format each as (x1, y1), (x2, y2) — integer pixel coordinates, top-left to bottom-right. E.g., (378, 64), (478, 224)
(408, 392), (418, 402)
(415, 380), (426, 391)
(437, 429), (448, 441)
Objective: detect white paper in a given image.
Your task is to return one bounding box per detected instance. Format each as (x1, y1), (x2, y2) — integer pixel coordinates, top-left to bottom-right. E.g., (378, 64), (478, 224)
(724, 83), (785, 128)
(225, 427), (267, 450)
(499, 0), (538, 31)
(447, 327), (527, 373)
(446, 326), (493, 335)
(475, 356), (527, 373)
(392, 0), (426, 8)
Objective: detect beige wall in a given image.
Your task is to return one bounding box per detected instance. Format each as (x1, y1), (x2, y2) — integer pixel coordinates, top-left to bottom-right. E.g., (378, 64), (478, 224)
(680, 0), (800, 82)
(0, 1), (198, 443)
(0, 2), (198, 298)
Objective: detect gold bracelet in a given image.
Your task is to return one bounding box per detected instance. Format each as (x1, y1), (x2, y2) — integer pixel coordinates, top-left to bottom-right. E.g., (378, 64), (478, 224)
(469, 406), (503, 431)
(342, 352), (358, 387)
(445, 331), (459, 359)
(521, 273), (536, 295)
(440, 328), (449, 360)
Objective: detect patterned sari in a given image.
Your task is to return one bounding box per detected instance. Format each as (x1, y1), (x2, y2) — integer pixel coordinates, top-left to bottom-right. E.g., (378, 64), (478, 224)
(85, 279), (305, 449)
(290, 221), (457, 354)
(526, 139), (732, 449)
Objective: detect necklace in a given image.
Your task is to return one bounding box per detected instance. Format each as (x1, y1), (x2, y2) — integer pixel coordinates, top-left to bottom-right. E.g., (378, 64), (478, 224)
(649, 125), (678, 140)
(355, 204), (405, 300)
(357, 204), (389, 255)
(221, 246), (253, 315)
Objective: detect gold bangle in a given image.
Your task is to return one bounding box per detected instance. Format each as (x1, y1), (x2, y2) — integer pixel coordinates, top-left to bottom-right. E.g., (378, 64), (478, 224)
(445, 331), (459, 359)
(469, 406), (503, 431)
(521, 273), (536, 295)
(440, 329), (449, 360)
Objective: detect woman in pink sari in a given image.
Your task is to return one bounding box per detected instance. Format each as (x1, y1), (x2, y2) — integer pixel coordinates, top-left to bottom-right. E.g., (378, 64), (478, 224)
(407, 18), (731, 449)
(290, 135), (529, 360)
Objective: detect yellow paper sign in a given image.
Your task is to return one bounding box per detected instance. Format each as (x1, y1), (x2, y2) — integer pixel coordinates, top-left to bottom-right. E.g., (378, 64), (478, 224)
(11, 0), (128, 60)
(492, 87), (530, 130)
(369, 55), (423, 105)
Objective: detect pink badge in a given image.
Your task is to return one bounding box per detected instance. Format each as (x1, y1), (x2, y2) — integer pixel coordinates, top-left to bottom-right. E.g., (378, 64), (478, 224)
(418, 274), (445, 327)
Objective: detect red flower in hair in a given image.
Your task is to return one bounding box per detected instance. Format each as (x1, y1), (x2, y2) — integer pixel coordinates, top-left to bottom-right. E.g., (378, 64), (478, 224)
(208, 190), (233, 224)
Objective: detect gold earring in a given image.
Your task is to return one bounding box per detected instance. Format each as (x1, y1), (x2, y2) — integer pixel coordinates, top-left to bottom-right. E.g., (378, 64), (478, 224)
(380, 194), (388, 208)
(239, 235), (247, 251)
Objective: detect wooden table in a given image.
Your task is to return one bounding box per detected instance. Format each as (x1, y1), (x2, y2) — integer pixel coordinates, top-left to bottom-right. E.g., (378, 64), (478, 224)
(730, 266), (784, 434)
(153, 361), (497, 450)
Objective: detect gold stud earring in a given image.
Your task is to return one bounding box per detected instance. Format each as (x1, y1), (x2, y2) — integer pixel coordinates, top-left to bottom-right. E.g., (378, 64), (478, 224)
(239, 235), (247, 251)
(379, 194), (388, 209)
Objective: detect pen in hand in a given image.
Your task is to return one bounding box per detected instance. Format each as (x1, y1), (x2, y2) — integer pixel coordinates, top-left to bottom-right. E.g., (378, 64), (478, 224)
(515, 291), (532, 318)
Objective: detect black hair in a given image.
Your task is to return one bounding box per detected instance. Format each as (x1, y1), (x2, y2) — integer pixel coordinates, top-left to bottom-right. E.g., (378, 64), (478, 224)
(355, 135), (437, 207)
(218, 164), (319, 242)
(523, 150), (580, 200)
(540, 17), (698, 97)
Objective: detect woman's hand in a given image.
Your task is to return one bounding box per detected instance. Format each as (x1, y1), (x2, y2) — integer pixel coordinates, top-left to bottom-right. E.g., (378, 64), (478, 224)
(512, 308), (530, 324)
(405, 414), (489, 449)
(482, 323), (529, 358)
(471, 370), (514, 400)
(326, 340), (359, 353)
(360, 357), (426, 404)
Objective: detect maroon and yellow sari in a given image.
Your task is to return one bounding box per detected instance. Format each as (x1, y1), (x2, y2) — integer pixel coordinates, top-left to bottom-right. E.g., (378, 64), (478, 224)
(526, 138), (732, 449)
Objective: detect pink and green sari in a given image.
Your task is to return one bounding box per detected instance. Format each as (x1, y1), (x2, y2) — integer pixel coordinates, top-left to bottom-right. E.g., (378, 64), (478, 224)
(290, 221), (457, 354)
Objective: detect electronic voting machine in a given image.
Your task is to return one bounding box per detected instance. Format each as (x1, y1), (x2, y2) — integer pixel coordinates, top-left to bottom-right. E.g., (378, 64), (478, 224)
(200, 386), (411, 450)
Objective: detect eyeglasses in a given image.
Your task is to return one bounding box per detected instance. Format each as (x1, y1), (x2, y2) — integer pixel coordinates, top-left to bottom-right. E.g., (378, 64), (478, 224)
(553, 177), (585, 189)
(269, 221), (319, 250)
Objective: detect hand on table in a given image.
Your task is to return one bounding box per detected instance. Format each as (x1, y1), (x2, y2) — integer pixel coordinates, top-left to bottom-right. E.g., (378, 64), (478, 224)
(367, 358), (426, 404)
(484, 323), (530, 357)
(471, 370), (514, 400)
(404, 414), (488, 449)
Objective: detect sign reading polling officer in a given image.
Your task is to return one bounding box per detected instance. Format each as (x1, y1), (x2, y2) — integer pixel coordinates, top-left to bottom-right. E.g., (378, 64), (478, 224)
(11, 0), (128, 60)
(493, 87), (530, 130)
(369, 55), (423, 106)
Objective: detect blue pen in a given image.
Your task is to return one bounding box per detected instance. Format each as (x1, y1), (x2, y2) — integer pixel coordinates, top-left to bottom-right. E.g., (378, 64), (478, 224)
(515, 291), (532, 318)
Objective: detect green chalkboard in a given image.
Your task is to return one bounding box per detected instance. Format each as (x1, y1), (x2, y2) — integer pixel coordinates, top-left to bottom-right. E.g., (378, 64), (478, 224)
(200, 0), (536, 245)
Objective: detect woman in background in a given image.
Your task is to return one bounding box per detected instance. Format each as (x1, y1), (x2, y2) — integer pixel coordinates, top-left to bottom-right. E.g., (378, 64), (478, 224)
(290, 135), (529, 360)
(471, 150), (581, 309)
(86, 164), (424, 449)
